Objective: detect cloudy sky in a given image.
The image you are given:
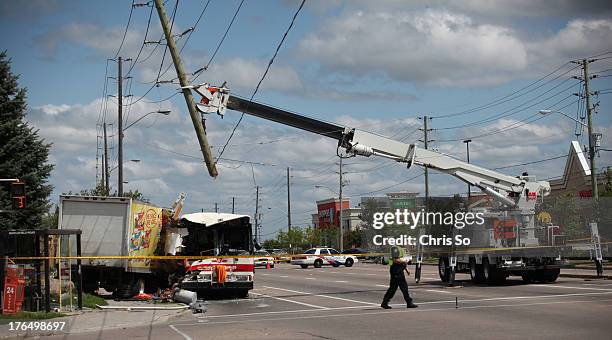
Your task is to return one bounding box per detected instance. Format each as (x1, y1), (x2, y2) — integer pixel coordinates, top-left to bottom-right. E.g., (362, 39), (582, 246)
(2, 0), (612, 238)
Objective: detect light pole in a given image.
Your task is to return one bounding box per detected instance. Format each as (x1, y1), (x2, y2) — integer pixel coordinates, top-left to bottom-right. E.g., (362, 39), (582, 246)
(119, 110), (170, 196)
(538, 109), (599, 198)
(463, 139), (472, 202)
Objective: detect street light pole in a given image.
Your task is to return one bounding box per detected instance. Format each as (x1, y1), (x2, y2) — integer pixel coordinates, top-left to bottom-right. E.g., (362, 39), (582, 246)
(463, 139), (472, 202)
(339, 156), (344, 252)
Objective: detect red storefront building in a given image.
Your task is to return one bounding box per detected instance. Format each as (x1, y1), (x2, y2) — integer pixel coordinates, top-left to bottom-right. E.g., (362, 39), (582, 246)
(316, 198), (349, 229)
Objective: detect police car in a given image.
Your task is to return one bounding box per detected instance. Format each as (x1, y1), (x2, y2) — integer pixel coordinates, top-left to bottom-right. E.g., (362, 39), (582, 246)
(291, 247), (358, 269)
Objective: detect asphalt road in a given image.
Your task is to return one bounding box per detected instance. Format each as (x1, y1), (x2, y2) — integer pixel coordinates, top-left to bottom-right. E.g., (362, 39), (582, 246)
(25, 263), (612, 339)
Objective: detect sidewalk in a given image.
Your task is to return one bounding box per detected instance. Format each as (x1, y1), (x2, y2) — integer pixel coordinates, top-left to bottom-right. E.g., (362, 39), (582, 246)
(0, 300), (191, 339)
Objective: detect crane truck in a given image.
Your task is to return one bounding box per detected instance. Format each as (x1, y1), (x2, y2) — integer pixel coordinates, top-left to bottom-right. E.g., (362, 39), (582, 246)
(187, 82), (568, 285)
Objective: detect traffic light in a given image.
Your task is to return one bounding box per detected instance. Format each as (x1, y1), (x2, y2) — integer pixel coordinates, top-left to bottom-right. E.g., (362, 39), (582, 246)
(11, 182), (25, 209)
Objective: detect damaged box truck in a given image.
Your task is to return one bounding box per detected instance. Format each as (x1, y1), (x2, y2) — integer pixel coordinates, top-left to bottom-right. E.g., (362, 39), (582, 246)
(59, 195), (178, 298)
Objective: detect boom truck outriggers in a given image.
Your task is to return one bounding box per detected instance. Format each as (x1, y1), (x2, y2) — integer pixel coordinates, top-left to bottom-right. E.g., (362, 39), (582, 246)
(188, 82), (568, 285)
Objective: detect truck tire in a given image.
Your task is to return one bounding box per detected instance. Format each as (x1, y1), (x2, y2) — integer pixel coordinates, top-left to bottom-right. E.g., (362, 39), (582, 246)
(544, 268), (560, 282)
(521, 272), (534, 283)
(483, 258), (506, 285)
(534, 268), (560, 283)
(314, 259), (323, 268)
(300, 264), (309, 269)
(438, 257), (450, 282)
(237, 289), (250, 298)
(469, 257), (485, 283)
(345, 258), (354, 267)
(482, 258), (492, 283)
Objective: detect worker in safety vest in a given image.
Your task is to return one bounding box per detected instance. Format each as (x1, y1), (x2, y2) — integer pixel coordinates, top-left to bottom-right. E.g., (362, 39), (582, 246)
(381, 246), (418, 309)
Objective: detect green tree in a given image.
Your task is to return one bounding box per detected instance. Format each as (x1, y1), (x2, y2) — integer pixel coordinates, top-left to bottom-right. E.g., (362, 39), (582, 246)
(0, 51), (53, 230)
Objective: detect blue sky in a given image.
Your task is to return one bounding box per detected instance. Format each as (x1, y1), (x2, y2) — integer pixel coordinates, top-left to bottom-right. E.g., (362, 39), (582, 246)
(2, 0), (612, 237)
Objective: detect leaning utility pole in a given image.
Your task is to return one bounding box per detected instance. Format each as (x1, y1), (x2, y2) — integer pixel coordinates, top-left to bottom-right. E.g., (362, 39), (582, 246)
(154, 0), (218, 177)
(232, 197), (235, 214)
(117, 56), (124, 196)
(583, 58), (598, 199)
(287, 167), (291, 233)
(103, 122), (110, 194)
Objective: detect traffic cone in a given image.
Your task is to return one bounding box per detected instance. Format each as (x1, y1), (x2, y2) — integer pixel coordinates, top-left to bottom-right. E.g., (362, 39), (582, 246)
(266, 261), (271, 269)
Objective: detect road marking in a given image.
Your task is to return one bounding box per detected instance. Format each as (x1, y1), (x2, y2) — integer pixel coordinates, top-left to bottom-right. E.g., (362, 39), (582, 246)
(193, 291), (612, 320)
(279, 275), (289, 278)
(174, 298), (612, 326)
(305, 277), (316, 280)
(533, 284), (612, 291)
(335, 280), (347, 283)
(375, 284), (387, 287)
(263, 285), (378, 306)
(252, 291), (328, 310)
(583, 283), (612, 287)
(169, 325), (192, 340)
(425, 289), (453, 294)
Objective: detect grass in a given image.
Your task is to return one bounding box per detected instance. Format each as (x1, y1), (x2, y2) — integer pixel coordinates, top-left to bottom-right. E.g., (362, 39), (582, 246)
(82, 293), (108, 308)
(0, 311), (64, 321)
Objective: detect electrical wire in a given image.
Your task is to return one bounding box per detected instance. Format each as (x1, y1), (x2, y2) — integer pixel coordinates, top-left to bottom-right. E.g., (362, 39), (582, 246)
(113, 1), (136, 60)
(214, 0), (306, 164)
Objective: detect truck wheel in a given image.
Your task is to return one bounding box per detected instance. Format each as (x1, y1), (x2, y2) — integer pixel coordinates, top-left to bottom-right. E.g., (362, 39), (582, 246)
(438, 257), (450, 282)
(345, 258), (354, 267)
(314, 259), (323, 268)
(300, 264), (309, 269)
(544, 268), (560, 282)
(483, 258), (506, 285)
(237, 289), (249, 298)
(469, 257), (485, 283)
(521, 272), (534, 283)
(482, 258), (492, 283)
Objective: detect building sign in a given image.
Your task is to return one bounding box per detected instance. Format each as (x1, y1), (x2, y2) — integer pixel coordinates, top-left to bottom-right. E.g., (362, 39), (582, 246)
(390, 198), (416, 210)
(579, 190), (593, 199)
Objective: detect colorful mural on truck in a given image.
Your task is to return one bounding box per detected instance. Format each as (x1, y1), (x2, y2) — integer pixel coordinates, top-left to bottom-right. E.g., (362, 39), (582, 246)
(127, 202), (163, 271)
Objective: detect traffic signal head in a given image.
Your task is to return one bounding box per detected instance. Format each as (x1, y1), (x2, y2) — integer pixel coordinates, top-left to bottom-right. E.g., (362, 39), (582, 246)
(11, 182), (25, 209)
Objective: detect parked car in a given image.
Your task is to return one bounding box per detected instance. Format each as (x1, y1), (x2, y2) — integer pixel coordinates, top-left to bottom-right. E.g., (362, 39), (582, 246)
(291, 247), (358, 268)
(254, 250), (275, 268)
(341, 248), (370, 260)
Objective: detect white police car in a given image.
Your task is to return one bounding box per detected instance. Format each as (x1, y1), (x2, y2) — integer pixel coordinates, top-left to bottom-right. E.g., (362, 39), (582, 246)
(291, 247), (358, 269)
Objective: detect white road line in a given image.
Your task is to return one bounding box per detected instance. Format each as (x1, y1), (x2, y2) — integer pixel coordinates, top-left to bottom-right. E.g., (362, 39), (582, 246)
(583, 283), (612, 287)
(279, 275), (289, 278)
(335, 280), (348, 283)
(375, 284), (387, 287)
(254, 292), (328, 309)
(305, 277), (316, 280)
(425, 289), (453, 294)
(174, 298), (612, 326)
(192, 291), (612, 320)
(169, 325), (192, 340)
(533, 284), (612, 291)
(263, 286), (379, 306)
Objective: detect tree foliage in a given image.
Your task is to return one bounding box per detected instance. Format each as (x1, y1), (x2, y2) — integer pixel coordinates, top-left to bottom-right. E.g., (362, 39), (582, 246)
(0, 51), (53, 230)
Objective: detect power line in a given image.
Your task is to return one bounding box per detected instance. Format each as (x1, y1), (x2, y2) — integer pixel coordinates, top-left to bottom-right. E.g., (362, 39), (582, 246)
(113, 0), (136, 60)
(192, 0), (244, 81)
(431, 62), (574, 119)
(214, 0), (306, 163)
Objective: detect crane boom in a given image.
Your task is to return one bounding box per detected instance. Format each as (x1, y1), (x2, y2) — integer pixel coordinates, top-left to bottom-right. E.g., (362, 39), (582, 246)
(189, 82), (550, 209)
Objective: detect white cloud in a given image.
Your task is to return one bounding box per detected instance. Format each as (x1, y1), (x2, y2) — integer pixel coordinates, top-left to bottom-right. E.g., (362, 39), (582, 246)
(298, 8), (612, 86)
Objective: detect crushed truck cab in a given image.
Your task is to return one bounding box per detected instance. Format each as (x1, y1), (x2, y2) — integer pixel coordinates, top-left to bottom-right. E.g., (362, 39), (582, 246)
(178, 213), (254, 298)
